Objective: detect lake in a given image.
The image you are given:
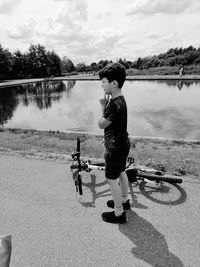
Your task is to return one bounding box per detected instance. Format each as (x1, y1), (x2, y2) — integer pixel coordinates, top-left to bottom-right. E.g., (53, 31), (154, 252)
(0, 79), (200, 140)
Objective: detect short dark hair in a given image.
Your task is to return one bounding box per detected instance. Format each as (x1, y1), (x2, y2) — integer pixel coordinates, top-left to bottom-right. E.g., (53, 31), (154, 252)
(98, 63), (126, 88)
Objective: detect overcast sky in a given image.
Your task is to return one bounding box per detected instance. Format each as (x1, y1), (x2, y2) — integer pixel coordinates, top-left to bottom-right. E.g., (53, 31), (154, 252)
(1, 0), (200, 64)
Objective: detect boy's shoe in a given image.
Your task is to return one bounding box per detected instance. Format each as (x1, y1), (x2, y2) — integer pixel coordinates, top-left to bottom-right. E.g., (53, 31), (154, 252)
(107, 199), (131, 210)
(102, 211), (127, 224)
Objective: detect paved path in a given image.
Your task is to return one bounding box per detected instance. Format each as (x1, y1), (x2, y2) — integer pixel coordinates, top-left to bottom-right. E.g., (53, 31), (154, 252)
(0, 153), (200, 267)
(1, 75), (200, 88)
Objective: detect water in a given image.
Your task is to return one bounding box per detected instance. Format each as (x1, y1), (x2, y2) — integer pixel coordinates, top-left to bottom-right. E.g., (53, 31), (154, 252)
(0, 80), (200, 140)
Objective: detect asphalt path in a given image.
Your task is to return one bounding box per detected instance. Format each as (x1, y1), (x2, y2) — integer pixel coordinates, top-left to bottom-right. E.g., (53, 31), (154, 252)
(0, 153), (200, 267)
(1, 75), (200, 89)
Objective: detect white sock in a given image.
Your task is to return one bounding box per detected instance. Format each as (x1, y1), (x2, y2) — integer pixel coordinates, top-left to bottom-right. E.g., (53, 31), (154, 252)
(114, 207), (123, 217)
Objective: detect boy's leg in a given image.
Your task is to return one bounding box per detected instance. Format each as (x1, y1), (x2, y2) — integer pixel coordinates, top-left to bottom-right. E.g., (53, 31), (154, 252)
(107, 178), (123, 216)
(119, 171), (129, 203)
(102, 178), (126, 224)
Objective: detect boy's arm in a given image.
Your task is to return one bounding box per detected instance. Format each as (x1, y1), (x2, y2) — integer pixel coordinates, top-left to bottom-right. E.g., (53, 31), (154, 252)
(98, 94), (112, 129)
(98, 117), (111, 129)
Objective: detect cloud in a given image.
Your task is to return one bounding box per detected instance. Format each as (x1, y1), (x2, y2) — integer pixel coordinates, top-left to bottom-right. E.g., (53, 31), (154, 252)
(4, 0), (129, 63)
(94, 11), (110, 20)
(0, 0), (21, 15)
(7, 17), (36, 40)
(55, 0), (87, 29)
(38, 26), (122, 63)
(147, 31), (160, 39)
(35, 1), (123, 63)
(125, 0), (195, 16)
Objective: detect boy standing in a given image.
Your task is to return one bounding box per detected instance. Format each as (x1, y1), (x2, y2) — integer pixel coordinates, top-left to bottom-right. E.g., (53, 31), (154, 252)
(98, 63), (130, 224)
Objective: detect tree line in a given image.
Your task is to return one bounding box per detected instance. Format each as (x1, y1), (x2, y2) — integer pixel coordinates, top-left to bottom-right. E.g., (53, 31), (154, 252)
(1, 43), (200, 80)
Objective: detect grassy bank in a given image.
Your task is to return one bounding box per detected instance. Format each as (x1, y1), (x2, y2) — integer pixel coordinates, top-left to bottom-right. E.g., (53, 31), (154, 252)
(126, 65), (200, 76)
(0, 128), (199, 180)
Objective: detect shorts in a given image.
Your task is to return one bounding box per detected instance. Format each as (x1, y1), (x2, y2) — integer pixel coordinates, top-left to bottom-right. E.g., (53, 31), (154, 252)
(104, 140), (130, 180)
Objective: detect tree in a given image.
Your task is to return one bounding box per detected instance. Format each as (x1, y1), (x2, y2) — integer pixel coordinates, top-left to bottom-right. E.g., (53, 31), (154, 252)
(12, 50), (26, 78)
(0, 44), (12, 80)
(117, 58), (130, 69)
(90, 62), (98, 72)
(75, 63), (87, 73)
(46, 51), (61, 77)
(60, 57), (75, 74)
(25, 44), (61, 78)
(97, 60), (110, 70)
(135, 57), (142, 69)
(28, 44), (48, 77)
(184, 50), (199, 65)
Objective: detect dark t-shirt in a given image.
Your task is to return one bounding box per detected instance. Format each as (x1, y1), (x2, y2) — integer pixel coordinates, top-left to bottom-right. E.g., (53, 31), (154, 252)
(104, 95), (129, 150)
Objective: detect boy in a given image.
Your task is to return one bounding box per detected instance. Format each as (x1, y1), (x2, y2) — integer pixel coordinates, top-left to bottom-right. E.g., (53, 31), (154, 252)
(98, 63), (130, 224)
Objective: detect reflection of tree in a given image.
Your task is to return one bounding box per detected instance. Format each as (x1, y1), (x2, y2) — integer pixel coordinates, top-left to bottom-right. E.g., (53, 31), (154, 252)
(63, 80), (76, 97)
(0, 81), (69, 125)
(17, 81), (67, 110)
(0, 87), (18, 125)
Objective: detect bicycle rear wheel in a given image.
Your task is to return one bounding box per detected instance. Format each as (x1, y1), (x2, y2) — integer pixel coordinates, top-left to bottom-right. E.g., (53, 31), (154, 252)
(137, 172), (183, 184)
(126, 167), (182, 184)
(139, 180), (186, 205)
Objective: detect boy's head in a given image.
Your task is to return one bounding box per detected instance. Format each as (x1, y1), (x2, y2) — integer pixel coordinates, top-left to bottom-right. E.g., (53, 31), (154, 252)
(98, 63), (126, 89)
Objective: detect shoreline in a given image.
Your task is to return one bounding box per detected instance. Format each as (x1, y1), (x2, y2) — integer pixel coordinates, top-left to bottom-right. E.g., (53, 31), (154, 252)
(0, 127), (199, 179)
(1, 74), (200, 88)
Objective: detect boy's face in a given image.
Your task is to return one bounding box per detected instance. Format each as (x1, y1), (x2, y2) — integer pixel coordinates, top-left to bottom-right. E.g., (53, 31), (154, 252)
(101, 78), (113, 95)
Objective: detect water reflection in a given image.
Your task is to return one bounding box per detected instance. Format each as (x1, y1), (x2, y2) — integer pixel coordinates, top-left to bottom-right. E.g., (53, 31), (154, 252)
(0, 81), (75, 125)
(15, 80), (75, 109)
(0, 88), (18, 125)
(177, 81), (183, 91)
(156, 80), (199, 90)
(0, 80), (200, 140)
(134, 107), (200, 139)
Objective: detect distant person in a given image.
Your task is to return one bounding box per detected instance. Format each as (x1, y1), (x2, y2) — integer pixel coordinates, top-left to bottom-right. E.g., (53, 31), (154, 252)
(179, 65), (185, 77)
(98, 63), (130, 224)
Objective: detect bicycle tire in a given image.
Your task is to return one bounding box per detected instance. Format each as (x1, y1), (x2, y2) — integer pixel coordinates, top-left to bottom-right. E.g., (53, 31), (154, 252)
(139, 180), (186, 205)
(88, 161), (105, 167)
(70, 164), (80, 170)
(77, 174), (83, 195)
(137, 172), (183, 184)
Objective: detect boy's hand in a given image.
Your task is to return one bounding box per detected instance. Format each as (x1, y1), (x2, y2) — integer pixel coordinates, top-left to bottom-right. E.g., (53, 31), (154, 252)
(99, 93), (109, 106)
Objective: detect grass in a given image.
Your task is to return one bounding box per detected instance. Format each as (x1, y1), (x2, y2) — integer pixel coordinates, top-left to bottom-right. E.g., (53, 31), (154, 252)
(126, 65), (200, 76)
(0, 127), (199, 180)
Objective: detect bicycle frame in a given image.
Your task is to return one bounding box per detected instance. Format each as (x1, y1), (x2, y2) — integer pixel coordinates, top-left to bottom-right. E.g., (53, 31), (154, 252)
(70, 138), (183, 195)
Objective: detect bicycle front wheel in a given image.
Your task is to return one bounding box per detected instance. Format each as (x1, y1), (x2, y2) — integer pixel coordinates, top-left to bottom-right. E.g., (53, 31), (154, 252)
(77, 174), (83, 195)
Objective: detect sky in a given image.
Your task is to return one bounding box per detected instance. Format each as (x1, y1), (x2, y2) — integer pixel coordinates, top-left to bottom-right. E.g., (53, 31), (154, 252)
(1, 0), (200, 64)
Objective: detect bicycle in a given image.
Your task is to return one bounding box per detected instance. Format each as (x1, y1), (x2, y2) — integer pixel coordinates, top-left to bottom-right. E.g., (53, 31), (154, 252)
(70, 138), (183, 198)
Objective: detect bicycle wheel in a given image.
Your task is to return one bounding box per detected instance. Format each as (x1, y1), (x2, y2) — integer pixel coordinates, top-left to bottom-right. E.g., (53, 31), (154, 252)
(88, 160), (105, 167)
(137, 172), (183, 184)
(139, 180), (186, 205)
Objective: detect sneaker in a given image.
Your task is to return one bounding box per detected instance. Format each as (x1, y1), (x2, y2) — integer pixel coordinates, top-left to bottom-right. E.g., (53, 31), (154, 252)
(107, 199), (131, 210)
(102, 211), (127, 224)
